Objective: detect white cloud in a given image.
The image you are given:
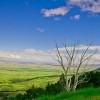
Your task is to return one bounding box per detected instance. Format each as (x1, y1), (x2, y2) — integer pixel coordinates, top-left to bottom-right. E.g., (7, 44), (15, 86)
(41, 6), (70, 17)
(25, 49), (36, 54)
(54, 45), (100, 51)
(41, 0), (100, 18)
(0, 51), (21, 59)
(0, 49), (54, 64)
(10, 54), (21, 59)
(70, 14), (80, 20)
(69, 0), (100, 13)
(0, 46), (100, 65)
(24, 49), (50, 56)
(36, 27), (45, 32)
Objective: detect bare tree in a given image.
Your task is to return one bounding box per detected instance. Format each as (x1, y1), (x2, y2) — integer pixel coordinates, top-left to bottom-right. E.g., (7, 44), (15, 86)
(53, 40), (96, 91)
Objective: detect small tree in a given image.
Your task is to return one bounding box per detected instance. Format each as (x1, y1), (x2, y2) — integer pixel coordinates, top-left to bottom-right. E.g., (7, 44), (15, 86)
(53, 40), (96, 91)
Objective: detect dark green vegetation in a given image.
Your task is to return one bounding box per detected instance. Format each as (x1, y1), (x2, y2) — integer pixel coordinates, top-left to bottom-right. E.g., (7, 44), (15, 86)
(77, 68), (100, 89)
(37, 88), (100, 100)
(6, 69), (100, 100)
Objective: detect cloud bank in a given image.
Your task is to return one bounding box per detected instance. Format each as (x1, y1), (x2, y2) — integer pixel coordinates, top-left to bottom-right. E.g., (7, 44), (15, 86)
(0, 45), (100, 65)
(56, 45), (100, 51)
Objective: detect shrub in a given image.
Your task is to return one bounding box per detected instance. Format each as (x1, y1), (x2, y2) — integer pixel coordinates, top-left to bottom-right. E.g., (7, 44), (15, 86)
(25, 85), (45, 99)
(77, 70), (100, 89)
(45, 74), (66, 95)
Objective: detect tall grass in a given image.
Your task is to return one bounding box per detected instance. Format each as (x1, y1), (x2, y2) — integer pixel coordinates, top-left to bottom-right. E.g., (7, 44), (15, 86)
(37, 88), (100, 100)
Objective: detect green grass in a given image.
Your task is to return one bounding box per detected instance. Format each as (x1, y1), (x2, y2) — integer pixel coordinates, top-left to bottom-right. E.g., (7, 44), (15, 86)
(37, 88), (100, 100)
(0, 63), (63, 91)
(0, 63), (95, 91)
(0, 63), (96, 97)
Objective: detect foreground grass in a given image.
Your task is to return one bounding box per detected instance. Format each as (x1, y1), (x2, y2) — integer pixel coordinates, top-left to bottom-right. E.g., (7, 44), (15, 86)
(37, 88), (100, 100)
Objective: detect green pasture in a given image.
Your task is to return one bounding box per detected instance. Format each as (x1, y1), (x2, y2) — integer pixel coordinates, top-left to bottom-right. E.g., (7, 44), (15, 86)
(0, 63), (64, 91)
(0, 63), (95, 92)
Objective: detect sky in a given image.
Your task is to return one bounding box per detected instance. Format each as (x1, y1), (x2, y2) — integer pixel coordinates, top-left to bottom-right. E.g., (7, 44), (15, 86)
(0, 0), (100, 64)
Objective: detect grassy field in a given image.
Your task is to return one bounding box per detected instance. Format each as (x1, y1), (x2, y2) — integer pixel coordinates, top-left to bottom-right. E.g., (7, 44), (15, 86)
(0, 63), (96, 98)
(0, 63), (96, 91)
(0, 63), (64, 91)
(37, 88), (100, 100)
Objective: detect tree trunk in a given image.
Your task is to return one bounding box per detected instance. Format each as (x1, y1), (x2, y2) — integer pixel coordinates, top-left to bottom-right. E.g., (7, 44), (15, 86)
(72, 75), (78, 91)
(65, 72), (71, 91)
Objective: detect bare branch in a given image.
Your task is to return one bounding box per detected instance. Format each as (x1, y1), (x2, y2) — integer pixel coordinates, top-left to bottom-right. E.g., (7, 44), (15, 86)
(53, 39), (96, 91)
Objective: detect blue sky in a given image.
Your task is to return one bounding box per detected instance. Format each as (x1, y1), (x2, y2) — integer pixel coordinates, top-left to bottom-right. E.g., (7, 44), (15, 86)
(0, 0), (100, 50)
(0, 0), (100, 64)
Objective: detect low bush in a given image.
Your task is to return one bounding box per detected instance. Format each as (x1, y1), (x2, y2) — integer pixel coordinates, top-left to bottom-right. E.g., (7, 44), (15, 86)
(77, 70), (100, 89)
